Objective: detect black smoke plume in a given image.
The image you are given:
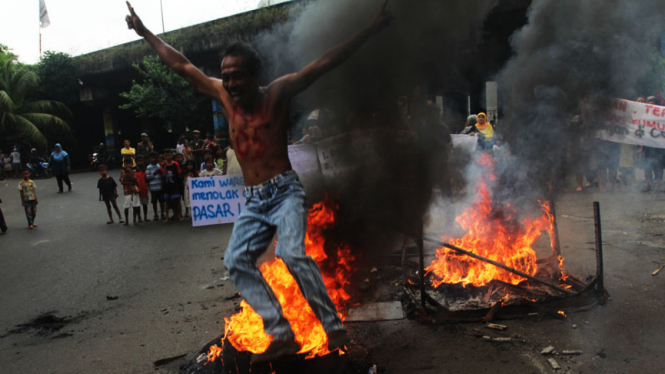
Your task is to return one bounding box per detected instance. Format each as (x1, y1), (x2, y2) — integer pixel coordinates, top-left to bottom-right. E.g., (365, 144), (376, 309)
(253, 0), (498, 254)
(497, 0), (665, 201)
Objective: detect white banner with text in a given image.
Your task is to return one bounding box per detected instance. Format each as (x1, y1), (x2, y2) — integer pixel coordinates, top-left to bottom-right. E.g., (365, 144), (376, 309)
(597, 99), (665, 149)
(188, 175), (246, 227)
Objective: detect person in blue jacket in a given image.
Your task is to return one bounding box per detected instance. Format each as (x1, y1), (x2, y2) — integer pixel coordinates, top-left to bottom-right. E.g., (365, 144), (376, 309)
(51, 143), (71, 193)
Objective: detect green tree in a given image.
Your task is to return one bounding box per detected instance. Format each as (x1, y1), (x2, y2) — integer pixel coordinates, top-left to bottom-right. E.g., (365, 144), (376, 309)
(0, 55), (71, 147)
(0, 44), (18, 65)
(37, 51), (79, 105)
(119, 55), (210, 134)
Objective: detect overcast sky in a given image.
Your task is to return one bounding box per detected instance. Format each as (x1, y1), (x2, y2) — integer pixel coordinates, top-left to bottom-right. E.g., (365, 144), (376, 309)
(0, 0), (290, 64)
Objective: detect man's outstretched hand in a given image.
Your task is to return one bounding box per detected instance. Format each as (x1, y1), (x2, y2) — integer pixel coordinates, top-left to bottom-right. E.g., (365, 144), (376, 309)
(125, 1), (148, 37)
(368, 0), (393, 34)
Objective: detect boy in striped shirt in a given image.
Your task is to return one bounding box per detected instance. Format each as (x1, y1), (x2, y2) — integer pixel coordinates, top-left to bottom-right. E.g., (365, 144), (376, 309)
(146, 151), (164, 221)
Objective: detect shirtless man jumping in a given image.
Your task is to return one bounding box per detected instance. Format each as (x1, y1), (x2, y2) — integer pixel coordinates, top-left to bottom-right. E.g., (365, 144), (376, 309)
(125, 0), (392, 362)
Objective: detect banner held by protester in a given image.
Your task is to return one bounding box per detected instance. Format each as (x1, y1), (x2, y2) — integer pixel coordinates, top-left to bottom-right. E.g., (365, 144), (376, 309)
(597, 99), (665, 149)
(188, 175), (245, 227)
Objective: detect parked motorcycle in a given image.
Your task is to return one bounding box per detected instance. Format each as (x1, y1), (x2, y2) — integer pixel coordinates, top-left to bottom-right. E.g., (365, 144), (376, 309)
(27, 159), (52, 179)
(90, 150), (115, 171)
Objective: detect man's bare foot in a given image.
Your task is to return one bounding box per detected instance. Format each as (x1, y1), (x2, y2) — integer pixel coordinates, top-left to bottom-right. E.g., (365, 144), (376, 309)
(575, 186), (583, 192)
(250, 340), (300, 363)
(29, 225), (34, 230)
(33, 224), (38, 228)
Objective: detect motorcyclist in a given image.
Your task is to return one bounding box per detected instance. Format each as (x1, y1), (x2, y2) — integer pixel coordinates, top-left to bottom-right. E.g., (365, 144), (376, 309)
(29, 149), (44, 176)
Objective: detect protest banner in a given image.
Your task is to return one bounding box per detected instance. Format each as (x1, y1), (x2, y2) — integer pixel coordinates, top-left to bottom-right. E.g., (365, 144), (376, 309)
(596, 99), (665, 149)
(316, 129), (417, 185)
(288, 144), (325, 201)
(188, 175), (245, 227)
(451, 134), (477, 152)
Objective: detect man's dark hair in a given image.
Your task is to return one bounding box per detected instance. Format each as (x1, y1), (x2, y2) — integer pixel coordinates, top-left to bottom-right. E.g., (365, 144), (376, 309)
(163, 148), (173, 154)
(223, 42), (263, 76)
(98, 164), (108, 171)
(148, 151), (158, 158)
(21, 168), (30, 173)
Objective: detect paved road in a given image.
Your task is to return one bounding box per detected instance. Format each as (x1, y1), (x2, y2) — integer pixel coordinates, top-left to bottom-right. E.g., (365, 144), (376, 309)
(0, 171), (238, 374)
(1, 171), (664, 374)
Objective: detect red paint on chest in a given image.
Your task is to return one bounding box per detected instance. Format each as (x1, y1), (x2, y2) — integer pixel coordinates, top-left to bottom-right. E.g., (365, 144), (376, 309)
(231, 108), (270, 162)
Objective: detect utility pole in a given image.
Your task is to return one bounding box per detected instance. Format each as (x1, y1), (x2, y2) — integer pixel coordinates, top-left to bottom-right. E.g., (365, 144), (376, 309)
(160, 0), (165, 34)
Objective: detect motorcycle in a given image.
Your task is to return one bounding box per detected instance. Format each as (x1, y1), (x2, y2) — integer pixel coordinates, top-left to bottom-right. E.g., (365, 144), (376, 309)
(27, 159), (52, 179)
(90, 152), (115, 171)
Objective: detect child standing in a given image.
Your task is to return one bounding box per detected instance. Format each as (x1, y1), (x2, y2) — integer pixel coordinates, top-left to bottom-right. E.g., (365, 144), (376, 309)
(214, 145), (226, 172)
(119, 158), (141, 226)
(17, 168), (38, 229)
(161, 149), (183, 222)
(97, 165), (123, 224)
(135, 156), (149, 222)
(146, 151), (164, 221)
(182, 160), (198, 218)
(199, 158), (224, 177)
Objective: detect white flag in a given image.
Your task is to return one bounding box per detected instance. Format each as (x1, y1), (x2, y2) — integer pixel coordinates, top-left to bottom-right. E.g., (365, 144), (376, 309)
(39, 0), (50, 28)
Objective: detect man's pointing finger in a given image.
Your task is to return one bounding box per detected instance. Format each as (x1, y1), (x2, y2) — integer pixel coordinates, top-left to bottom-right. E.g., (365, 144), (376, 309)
(126, 1), (136, 16)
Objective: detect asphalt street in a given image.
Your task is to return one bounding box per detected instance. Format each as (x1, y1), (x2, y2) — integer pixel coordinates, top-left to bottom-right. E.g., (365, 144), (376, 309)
(1, 171), (664, 374)
(0, 171), (238, 374)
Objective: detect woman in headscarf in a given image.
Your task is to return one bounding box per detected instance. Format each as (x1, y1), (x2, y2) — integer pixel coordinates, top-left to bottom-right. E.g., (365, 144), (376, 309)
(473, 112), (495, 151)
(51, 143), (71, 193)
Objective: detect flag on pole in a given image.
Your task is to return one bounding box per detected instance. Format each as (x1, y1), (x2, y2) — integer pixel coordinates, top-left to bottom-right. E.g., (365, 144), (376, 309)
(39, 0), (50, 28)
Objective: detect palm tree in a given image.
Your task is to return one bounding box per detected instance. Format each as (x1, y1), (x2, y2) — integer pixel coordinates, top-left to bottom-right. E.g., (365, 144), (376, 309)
(0, 58), (71, 147)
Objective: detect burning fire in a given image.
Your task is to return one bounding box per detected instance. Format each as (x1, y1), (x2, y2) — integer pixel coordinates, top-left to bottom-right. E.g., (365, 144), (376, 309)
(209, 196), (354, 362)
(426, 154), (552, 288)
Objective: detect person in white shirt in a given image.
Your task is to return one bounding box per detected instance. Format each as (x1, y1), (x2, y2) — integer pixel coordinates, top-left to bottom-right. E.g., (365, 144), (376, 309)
(198, 158), (224, 177)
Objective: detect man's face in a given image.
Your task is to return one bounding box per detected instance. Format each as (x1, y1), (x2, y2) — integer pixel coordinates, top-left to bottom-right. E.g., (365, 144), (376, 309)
(55, 146), (61, 152)
(165, 153), (173, 161)
(193, 133), (200, 139)
(149, 156), (157, 164)
(221, 54), (259, 108)
(478, 115), (486, 124)
(124, 163), (132, 171)
(99, 168), (108, 177)
(142, 136), (148, 143)
(22, 170), (30, 179)
(637, 97), (646, 103)
(124, 140), (130, 148)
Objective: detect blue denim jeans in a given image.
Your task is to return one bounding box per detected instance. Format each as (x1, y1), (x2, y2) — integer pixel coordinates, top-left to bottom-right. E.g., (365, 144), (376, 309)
(24, 200), (37, 226)
(224, 171), (343, 341)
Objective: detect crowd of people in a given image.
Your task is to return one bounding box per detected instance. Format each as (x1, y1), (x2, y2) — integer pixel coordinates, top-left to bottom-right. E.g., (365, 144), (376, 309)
(96, 129), (240, 226)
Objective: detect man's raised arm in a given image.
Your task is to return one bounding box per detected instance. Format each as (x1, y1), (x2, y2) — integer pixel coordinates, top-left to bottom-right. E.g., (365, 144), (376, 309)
(273, 0), (393, 98)
(125, 2), (222, 99)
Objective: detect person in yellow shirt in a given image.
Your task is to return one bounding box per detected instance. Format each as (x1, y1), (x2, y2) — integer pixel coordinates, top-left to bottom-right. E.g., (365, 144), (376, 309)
(120, 139), (137, 168)
(474, 112), (495, 150)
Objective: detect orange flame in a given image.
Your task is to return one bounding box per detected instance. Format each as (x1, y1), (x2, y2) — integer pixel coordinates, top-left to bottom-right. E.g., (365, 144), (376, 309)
(426, 154), (551, 288)
(210, 196), (354, 362)
(557, 310), (567, 317)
